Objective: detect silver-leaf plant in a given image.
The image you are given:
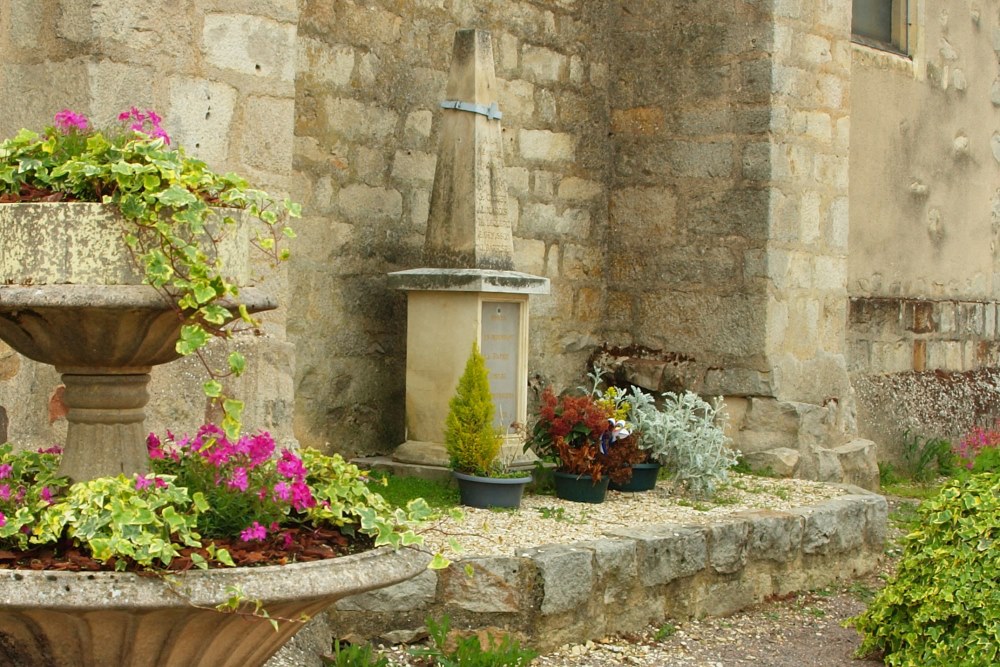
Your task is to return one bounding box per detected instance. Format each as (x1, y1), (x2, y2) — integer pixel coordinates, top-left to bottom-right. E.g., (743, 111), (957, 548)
(626, 386), (739, 496)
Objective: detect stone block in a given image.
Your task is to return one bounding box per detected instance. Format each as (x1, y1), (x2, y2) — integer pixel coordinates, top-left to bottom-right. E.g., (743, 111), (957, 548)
(338, 184), (403, 223)
(832, 439), (879, 491)
(513, 238), (547, 276)
(604, 526), (707, 587)
(497, 78), (535, 122)
(558, 177), (603, 201)
(742, 510), (803, 562)
(522, 44), (566, 82)
(297, 38), (354, 88)
(522, 203), (590, 239)
(404, 110), (433, 142)
(167, 77), (237, 167)
(391, 150), (436, 186)
(590, 538), (638, 605)
(524, 545), (594, 616)
(240, 95), (295, 174)
(334, 568), (437, 612)
(708, 520), (751, 574)
(790, 496), (865, 556)
(324, 98), (398, 142)
(670, 141), (733, 179)
(202, 13), (296, 82)
(611, 107), (665, 135)
(740, 447), (799, 477)
(519, 129), (576, 161)
(440, 557), (524, 613)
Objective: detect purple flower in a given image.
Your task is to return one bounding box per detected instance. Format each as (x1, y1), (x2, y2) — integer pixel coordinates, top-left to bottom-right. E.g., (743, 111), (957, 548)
(0, 464), (11, 480)
(240, 521), (267, 542)
(54, 109), (89, 132)
(36, 445), (62, 455)
(135, 476), (152, 491)
(40, 487), (53, 503)
(0, 484), (9, 501)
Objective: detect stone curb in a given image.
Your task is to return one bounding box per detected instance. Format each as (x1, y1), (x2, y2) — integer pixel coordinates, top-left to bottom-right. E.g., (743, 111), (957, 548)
(326, 492), (888, 652)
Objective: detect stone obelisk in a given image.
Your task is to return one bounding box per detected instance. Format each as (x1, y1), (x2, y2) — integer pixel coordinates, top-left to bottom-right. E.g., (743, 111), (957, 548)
(388, 29), (548, 468)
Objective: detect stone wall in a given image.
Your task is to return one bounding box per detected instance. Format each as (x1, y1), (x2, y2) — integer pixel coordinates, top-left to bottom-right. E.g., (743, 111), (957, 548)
(3, 0), (997, 471)
(290, 0), (614, 454)
(848, 2), (1000, 455)
(327, 492), (887, 652)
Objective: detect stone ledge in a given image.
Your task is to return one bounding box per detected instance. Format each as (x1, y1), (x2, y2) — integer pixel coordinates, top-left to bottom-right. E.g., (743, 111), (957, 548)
(327, 492), (888, 652)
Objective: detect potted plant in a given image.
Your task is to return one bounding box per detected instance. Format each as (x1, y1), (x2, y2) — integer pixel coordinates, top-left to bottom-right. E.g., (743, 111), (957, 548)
(0, 110), (434, 666)
(625, 385), (738, 497)
(526, 386), (637, 503)
(445, 343), (531, 509)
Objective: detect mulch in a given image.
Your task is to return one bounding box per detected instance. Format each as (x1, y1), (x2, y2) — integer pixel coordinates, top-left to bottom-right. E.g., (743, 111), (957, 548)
(0, 526), (372, 573)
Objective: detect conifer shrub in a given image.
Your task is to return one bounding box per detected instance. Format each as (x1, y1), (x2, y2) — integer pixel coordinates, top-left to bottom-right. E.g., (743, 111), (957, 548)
(848, 473), (1000, 666)
(445, 343), (501, 477)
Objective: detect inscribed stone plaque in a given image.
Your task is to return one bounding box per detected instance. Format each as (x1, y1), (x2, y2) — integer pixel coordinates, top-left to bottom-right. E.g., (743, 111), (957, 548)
(481, 301), (520, 429)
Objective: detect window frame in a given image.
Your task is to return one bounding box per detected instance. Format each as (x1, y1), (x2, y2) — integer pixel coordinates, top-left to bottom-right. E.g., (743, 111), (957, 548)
(851, 0), (910, 57)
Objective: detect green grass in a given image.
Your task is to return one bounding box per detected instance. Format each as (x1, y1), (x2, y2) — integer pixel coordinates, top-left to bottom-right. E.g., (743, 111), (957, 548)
(367, 471), (460, 509)
(882, 480), (943, 501)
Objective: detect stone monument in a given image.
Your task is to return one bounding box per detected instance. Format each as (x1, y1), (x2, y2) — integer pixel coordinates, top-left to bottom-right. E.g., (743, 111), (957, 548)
(388, 29), (549, 468)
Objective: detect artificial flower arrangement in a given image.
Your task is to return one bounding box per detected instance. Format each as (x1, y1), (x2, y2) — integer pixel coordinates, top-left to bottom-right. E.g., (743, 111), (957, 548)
(0, 427), (432, 572)
(0, 107), (299, 436)
(526, 385), (640, 485)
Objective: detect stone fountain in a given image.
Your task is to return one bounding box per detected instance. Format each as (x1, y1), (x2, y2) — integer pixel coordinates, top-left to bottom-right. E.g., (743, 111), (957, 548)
(0, 202), (274, 481)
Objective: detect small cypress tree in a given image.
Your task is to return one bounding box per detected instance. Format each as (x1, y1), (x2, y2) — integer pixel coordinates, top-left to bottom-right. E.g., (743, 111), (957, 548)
(445, 342), (500, 476)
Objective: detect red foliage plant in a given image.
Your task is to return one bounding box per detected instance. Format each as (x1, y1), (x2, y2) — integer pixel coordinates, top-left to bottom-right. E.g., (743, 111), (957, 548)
(529, 387), (615, 480)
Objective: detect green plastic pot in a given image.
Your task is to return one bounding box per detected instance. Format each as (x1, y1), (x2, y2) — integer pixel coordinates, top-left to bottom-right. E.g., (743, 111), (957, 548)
(553, 471), (609, 504)
(609, 462), (661, 492)
(453, 471), (532, 509)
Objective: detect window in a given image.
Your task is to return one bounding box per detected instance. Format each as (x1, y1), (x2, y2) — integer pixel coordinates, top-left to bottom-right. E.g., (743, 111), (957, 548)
(852, 0), (909, 55)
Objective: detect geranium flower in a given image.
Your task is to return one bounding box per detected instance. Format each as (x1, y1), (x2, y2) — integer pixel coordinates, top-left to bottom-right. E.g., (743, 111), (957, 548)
(240, 521), (267, 542)
(0, 464), (11, 479)
(53, 109), (89, 132)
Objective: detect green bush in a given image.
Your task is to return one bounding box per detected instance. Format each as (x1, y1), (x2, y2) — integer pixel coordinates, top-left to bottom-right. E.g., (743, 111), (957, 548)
(445, 343), (501, 477)
(848, 473), (1000, 666)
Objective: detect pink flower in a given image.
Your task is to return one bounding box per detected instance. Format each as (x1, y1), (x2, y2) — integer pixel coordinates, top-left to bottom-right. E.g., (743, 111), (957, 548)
(0, 484), (10, 501)
(272, 481), (291, 502)
(40, 487), (53, 503)
(282, 532), (293, 549)
(36, 445), (62, 455)
(0, 464), (11, 479)
(135, 476), (152, 491)
(240, 521), (267, 542)
(277, 450), (307, 480)
(0, 512), (5, 529)
(227, 467), (249, 492)
(54, 109), (89, 132)
(290, 481), (315, 511)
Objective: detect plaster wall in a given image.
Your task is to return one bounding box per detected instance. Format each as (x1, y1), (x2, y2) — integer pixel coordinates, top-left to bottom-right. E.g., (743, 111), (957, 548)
(848, 2), (1000, 453)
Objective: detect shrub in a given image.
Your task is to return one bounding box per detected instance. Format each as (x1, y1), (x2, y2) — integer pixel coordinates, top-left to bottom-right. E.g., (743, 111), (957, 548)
(897, 430), (954, 481)
(444, 343), (501, 477)
(848, 473), (1000, 666)
(409, 615), (538, 667)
